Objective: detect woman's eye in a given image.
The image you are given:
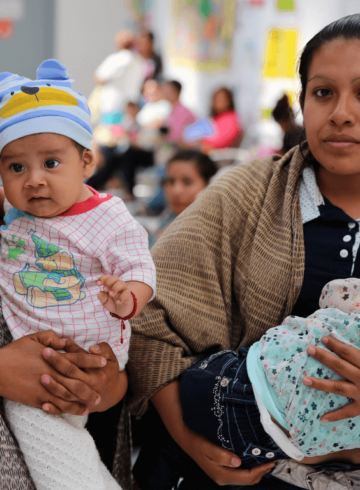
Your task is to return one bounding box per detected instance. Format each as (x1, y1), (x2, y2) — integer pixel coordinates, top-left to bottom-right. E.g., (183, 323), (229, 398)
(183, 178), (193, 186)
(10, 163), (25, 173)
(314, 88), (331, 98)
(44, 159), (60, 169)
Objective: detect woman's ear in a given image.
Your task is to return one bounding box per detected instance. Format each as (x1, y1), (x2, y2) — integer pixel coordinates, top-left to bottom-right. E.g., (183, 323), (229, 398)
(82, 149), (96, 179)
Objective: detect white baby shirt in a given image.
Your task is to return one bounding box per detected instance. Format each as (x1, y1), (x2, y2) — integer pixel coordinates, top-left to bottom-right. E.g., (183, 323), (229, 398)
(0, 188), (156, 360)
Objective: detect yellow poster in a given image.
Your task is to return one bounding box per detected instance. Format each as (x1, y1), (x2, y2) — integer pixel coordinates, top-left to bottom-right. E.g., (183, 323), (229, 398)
(263, 28), (299, 79)
(168, 0), (237, 72)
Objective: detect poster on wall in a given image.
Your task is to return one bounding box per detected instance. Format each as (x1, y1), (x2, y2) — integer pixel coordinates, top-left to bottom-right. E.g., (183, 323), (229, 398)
(277, 0), (295, 11)
(263, 28), (298, 78)
(247, 0), (266, 6)
(260, 27), (300, 120)
(168, 0), (237, 72)
(126, 0), (154, 30)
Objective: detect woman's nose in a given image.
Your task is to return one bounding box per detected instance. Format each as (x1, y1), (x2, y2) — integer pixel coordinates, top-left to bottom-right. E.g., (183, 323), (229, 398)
(330, 94), (356, 126)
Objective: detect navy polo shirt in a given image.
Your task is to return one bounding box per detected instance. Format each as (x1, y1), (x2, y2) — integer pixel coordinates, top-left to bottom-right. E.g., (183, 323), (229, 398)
(291, 196), (360, 318)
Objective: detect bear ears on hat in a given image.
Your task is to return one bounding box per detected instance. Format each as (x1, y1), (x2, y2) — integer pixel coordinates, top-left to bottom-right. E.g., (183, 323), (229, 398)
(36, 59), (70, 81)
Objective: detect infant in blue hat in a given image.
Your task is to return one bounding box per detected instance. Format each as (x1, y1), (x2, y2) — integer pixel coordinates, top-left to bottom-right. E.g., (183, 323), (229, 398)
(0, 60), (156, 490)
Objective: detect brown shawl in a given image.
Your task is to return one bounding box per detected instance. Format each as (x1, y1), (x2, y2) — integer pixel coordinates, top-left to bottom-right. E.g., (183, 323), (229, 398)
(128, 145), (307, 416)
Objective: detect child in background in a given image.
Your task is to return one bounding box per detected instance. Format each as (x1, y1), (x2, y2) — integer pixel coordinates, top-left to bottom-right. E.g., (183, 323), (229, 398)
(0, 60), (156, 490)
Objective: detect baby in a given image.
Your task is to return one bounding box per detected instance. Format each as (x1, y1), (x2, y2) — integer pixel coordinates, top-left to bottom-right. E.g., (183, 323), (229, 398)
(140, 278), (360, 489)
(0, 60), (156, 490)
(182, 277), (360, 463)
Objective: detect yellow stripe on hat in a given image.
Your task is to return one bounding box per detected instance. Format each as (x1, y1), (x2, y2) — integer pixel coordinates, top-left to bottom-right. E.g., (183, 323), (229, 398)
(0, 87), (79, 118)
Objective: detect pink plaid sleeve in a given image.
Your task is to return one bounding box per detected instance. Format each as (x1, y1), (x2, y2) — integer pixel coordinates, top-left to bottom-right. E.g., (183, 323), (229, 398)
(106, 212), (156, 299)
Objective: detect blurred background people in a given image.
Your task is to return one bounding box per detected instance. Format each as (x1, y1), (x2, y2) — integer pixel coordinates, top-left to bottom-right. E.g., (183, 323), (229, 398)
(161, 80), (196, 144)
(202, 87), (243, 151)
(91, 30), (145, 128)
(136, 31), (163, 81)
(271, 94), (303, 155)
(149, 150), (217, 245)
(183, 87), (243, 152)
(255, 94), (303, 159)
(136, 79), (172, 130)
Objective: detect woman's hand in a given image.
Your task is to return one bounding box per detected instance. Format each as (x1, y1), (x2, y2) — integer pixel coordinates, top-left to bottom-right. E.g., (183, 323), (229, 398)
(0, 331), (105, 415)
(151, 381), (275, 487)
(303, 336), (360, 422)
(182, 427), (276, 486)
(40, 338), (127, 414)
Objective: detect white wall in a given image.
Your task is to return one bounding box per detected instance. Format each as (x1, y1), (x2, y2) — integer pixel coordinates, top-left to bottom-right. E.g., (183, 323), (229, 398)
(0, 0), (54, 80)
(54, 0), (134, 97)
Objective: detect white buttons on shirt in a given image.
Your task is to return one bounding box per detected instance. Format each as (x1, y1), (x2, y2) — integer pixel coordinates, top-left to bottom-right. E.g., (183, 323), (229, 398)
(220, 377), (229, 387)
(340, 249), (349, 258)
(343, 235), (352, 242)
(349, 222), (356, 229)
(252, 448), (261, 456)
(265, 452), (275, 459)
(99, 193), (107, 199)
(199, 362), (208, 370)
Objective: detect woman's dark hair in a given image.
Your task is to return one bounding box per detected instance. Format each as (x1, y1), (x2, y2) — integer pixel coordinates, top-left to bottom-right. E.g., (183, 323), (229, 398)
(167, 150), (218, 184)
(299, 14), (360, 108)
(210, 87), (235, 116)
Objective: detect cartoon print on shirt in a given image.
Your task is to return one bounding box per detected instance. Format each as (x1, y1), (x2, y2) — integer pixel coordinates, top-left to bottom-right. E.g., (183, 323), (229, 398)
(13, 234), (86, 308)
(5, 235), (26, 260)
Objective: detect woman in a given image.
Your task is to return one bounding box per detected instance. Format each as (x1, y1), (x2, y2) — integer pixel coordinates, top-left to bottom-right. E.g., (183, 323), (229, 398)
(202, 87), (243, 151)
(129, 14), (360, 489)
(150, 150), (218, 246)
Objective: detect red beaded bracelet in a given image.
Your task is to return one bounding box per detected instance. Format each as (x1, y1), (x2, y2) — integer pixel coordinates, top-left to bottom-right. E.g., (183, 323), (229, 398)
(110, 291), (137, 344)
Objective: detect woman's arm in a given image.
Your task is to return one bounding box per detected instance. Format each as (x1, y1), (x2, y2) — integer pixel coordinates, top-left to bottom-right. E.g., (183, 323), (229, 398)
(151, 381), (275, 487)
(303, 336), (360, 421)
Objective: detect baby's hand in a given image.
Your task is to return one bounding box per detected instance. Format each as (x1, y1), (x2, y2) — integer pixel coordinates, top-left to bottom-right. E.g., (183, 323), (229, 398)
(97, 275), (134, 318)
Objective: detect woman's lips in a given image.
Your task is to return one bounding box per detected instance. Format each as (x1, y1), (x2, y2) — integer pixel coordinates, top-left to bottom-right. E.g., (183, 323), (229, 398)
(325, 141), (358, 150)
(323, 134), (360, 150)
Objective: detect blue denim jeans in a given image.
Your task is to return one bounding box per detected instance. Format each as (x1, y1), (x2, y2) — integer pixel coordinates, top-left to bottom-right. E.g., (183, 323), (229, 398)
(180, 346), (289, 467)
(133, 346), (360, 489)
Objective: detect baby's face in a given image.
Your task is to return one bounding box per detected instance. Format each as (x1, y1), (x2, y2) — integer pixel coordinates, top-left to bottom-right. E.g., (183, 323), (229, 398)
(0, 133), (94, 218)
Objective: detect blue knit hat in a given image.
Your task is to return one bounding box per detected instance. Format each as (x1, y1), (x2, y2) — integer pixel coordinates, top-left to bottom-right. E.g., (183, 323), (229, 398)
(0, 59), (92, 153)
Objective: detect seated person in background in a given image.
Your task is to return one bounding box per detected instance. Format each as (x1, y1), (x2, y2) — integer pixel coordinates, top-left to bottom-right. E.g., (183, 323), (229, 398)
(92, 30), (145, 127)
(138, 277), (360, 489)
(161, 80), (196, 144)
(136, 31), (163, 81)
(272, 94), (303, 155)
(202, 87), (243, 151)
(149, 150), (217, 246)
(255, 94), (303, 159)
(136, 79), (172, 131)
(123, 101), (140, 144)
